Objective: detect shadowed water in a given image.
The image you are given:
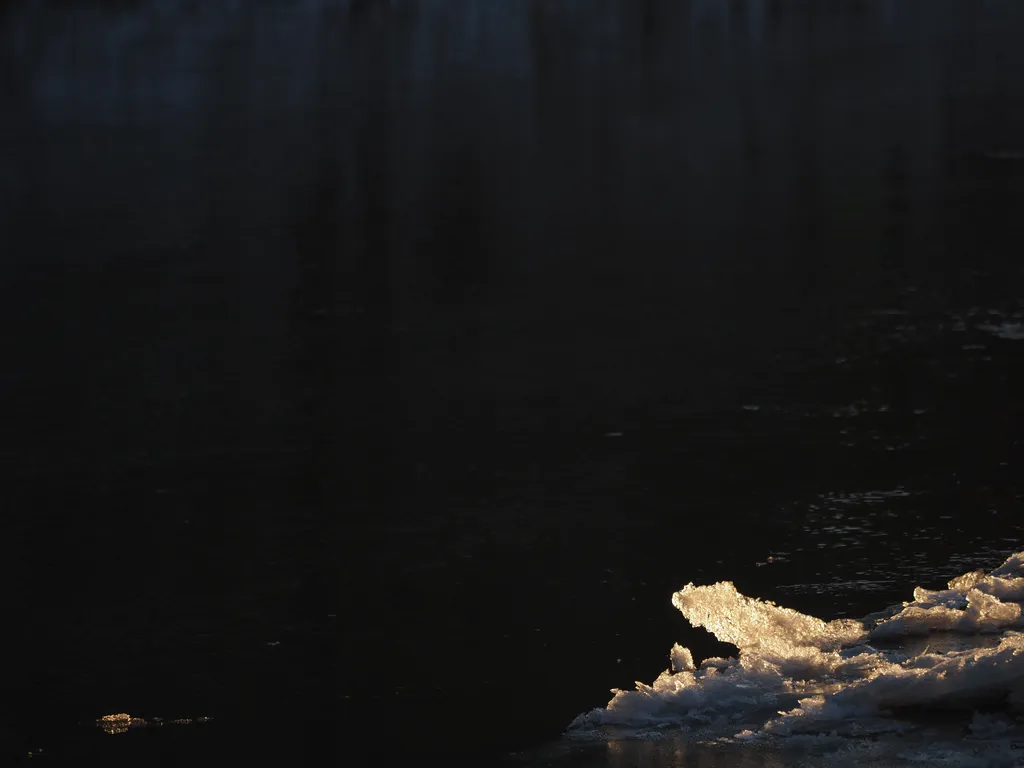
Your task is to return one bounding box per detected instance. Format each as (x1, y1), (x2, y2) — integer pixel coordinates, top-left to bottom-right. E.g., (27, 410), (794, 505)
(4, 0), (1024, 764)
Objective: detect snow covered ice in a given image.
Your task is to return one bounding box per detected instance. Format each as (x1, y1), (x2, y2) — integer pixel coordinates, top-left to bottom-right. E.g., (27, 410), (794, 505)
(568, 551), (1024, 766)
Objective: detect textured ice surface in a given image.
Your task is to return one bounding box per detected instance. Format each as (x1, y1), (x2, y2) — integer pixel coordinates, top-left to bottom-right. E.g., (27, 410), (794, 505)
(569, 551), (1024, 763)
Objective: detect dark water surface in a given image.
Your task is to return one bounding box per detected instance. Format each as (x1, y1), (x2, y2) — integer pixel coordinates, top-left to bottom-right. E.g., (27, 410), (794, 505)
(4, 0), (1024, 764)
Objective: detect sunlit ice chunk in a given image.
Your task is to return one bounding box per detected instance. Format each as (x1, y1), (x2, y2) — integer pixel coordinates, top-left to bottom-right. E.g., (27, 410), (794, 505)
(671, 581), (867, 657)
(570, 550), (1024, 742)
(869, 590), (1022, 639)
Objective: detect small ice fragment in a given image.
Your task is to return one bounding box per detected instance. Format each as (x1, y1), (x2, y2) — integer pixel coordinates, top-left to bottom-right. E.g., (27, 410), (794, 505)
(97, 713), (145, 734)
(670, 643), (695, 672)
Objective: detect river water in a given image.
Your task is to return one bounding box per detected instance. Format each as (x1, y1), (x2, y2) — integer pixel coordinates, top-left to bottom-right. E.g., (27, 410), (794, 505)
(4, 1), (1024, 764)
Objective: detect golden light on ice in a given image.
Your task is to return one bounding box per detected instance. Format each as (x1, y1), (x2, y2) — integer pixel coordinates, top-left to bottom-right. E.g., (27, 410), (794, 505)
(98, 714), (143, 735)
(97, 713), (212, 734)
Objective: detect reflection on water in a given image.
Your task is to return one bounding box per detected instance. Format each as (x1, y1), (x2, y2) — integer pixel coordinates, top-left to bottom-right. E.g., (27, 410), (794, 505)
(602, 738), (791, 768)
(3, 0), (1024, 476)
(518, 734), (830, 768)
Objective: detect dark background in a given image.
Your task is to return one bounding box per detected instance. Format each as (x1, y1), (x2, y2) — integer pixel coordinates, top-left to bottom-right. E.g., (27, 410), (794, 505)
(4, 0), (1024, 764)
